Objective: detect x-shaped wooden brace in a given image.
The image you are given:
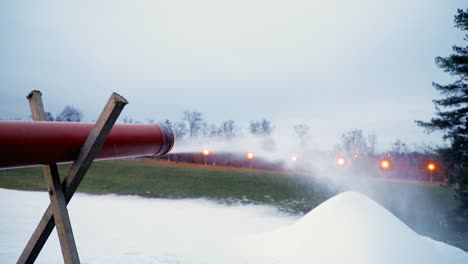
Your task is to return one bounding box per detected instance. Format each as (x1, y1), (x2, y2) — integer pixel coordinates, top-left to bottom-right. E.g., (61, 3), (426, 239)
(17, 91), (128, 264)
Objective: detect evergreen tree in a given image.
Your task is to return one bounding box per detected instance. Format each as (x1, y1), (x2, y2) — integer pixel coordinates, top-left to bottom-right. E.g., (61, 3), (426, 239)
(416, 9), (468, 219)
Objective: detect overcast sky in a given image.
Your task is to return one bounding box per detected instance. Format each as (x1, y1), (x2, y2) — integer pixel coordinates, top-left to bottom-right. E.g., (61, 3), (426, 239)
(0, 0), (465, 151)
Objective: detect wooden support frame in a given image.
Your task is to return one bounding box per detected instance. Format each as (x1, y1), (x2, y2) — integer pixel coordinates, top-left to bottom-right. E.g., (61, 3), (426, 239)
(17, 91), (128, 264)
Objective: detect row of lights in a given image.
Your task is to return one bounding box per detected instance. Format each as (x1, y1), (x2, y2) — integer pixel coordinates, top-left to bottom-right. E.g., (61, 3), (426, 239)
(204, 150), (299, 163)
(336, 156), (437, 173)
(201, 150), (438, 176)
(203, 150), (256, 159)
(203, 150), (255, 159)
(202, 150), (300, 169)
(202, 149), (256, 168)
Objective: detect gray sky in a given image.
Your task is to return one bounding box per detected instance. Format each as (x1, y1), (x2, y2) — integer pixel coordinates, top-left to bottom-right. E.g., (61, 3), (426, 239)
(1, 0), (465, 151)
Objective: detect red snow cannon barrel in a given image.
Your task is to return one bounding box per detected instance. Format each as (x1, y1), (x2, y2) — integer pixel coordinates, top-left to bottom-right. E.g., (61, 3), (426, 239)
(0, 121), (174, 169)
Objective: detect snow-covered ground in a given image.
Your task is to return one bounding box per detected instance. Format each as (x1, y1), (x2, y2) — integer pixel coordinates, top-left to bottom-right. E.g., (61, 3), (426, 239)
(1, 189), (467, 264)
(0, 188), (297, 264)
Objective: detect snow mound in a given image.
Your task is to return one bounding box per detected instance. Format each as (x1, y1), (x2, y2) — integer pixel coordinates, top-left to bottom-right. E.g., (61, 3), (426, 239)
(241, 191), (468, 264)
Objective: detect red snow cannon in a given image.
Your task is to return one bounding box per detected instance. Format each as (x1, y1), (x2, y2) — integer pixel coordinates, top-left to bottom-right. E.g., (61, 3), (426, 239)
(0, 121), (174, 169)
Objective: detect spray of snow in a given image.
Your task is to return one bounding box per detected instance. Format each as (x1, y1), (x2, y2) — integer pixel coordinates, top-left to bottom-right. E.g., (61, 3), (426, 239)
(172, 132), (305, 164)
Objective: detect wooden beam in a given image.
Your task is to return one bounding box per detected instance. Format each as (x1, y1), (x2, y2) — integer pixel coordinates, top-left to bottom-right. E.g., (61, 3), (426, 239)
(26, 90), (46, 121)
(19, 90), (55, 263)
(43, 164), (80, 264)
(18, 92), (128, 264)
(23, 90), (80, 264)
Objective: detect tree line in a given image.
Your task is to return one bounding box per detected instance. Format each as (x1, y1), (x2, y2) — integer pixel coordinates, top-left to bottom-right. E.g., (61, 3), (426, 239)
(5, 106), (432, 158)
(123, 110), (276, 143)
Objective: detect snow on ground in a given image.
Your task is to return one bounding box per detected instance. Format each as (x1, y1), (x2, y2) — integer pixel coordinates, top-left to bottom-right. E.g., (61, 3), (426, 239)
(0, 188), (296, 264)
(1, 189), (467, 264)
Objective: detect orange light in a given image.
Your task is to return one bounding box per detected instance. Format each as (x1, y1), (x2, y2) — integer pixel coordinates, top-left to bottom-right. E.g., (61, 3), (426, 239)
(427, 163), (436, 171)
(380, 159), (391, 170)
(292, 156), (297, 162)
(337, 157), (346, 166)
(247, 152), (254, 160)
(202, 149), (210, 156)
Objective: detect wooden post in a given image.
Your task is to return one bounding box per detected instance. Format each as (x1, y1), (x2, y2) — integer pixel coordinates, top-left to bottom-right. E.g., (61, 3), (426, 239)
(18, 91), (128, 264)
(27, 91), (47, 121)
(43, 164), (80, 264)
(25, 90), (81, 264)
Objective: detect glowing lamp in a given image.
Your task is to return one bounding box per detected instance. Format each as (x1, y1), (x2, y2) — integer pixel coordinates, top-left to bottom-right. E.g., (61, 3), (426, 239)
(202, 149), (210, 156)
(337, 157), (346, 166)
(427, 163), (436, 171)
(247, 152), (254, 160)
(380, 160), (391, 170)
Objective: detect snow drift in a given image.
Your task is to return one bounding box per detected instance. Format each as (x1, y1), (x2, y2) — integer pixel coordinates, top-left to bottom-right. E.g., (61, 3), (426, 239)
(240, 191), (468, 264)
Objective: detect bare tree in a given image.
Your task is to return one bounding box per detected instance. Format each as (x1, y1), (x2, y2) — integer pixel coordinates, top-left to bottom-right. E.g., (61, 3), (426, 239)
(162, 119), (187, 141)
(209, 124), (220, 137)
(412, 142), (436, 155)
(294, 124), (311, 146)
(182, 110), (203, 138)
(250, 119), (276, 151)
(201, 122), (211, 137)
(56, 105), (83, 122)
(6, 116), (24, 121)
(45, 112), (54, 121)
(367, 133), (377, 156)
(162, 119), (172, 128)
(340, 129), (369, 155)
(249, 119), (274, 136)
(391, 139), (409, 156)
(219, 120), (239, 139)
(173, 121), (188, 140)
(123, 116), (136, 123)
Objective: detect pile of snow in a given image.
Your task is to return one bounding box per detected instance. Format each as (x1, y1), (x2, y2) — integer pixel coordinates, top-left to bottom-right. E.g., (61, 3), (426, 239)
(240, 192), (468, 264)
